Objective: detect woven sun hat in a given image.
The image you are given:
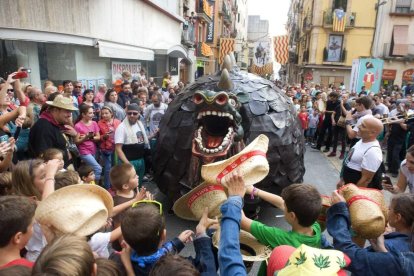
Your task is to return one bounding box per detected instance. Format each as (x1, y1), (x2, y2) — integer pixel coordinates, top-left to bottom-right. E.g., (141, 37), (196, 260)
(46, 95), (78, 111)
(201, 134), (270, 187)
(317, 195), (332, 232)
(268, 244), (351, 276)
(173, 182), (227, 221)
(212, 228), (272, 262)
(35, 184), (113, 236)
(339, 183), (386, 239)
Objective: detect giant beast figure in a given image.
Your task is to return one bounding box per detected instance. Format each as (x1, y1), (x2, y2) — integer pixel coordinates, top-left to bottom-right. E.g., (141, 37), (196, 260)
(154, 55), (305, 204)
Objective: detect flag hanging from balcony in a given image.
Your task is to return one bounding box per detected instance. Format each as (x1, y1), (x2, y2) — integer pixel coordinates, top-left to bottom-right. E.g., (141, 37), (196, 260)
(201, 42), (213, 57)
(273, 35), (289, 65)
(219, 38), (235, 65)
(333, 9), (346, 32)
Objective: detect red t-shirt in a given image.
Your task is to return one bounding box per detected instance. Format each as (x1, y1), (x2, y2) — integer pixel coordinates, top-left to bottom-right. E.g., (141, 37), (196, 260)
(298, 112), (309, 129)
(0, 258), (34, 268)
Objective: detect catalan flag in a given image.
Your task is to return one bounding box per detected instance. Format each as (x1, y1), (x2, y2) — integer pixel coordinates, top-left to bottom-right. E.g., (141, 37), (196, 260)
(219, 38), (235, 65)
(273, 35), (289, 65)
(333, 9), (346, 32)
(201, 42), (213, 57)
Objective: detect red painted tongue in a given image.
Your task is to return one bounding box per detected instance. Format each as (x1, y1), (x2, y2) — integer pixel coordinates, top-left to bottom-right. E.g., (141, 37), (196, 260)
(206, 135), (223, 148)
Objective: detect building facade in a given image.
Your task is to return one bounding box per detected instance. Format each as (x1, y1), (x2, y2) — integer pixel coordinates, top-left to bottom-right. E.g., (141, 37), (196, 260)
(373, 0), (414, 87)
(0, 0), (195, 88)
(286, 0), (377, 89)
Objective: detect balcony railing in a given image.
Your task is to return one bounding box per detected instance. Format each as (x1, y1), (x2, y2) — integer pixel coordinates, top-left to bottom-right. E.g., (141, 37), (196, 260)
(302, 49), (309, 63)
(323, 11), (356, 28)
(222, 2), (232, 26)
(383, 42), (414, 59)
(302, 16), (312, 32)
(182, 25), (195, 47)
(323, 47), (346, 62)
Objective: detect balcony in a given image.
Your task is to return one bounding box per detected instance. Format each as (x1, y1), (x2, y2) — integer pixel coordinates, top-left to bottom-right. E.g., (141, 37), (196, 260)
(302, 49), (309, 63)
(302, 16), (312, 33)
(323, 11), (356, 29)
(323, 47), (346, 63)
(390, 0), (414, 15)
(182, 25), (195, 47)
(197, 0), (213, 24)
(383, 43), (414, 60)
(222, 2), (232, 26)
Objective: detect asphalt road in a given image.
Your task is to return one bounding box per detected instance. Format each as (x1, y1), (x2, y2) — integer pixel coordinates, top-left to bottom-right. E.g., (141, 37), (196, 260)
(143, 145), (344, 275)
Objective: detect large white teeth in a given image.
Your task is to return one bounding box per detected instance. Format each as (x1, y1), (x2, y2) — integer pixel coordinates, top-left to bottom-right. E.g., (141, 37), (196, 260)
(229, 114), (234, 120)
(212, 111), (217, 116)
(206, 111), (211, 115)
(217, 112), (223, 117)
(197, 111), (234, 120)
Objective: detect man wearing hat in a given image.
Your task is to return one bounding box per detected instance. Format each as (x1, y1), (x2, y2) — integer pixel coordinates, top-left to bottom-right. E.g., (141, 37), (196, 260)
(29, 95), (78, 167)
(115, 103), (149, 185)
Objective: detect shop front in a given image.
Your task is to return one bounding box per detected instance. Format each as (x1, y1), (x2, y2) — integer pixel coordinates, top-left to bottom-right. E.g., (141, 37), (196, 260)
(381, 69), (397, 88)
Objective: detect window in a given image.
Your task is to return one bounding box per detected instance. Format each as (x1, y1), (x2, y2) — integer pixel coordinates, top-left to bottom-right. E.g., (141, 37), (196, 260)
(391, 25), (409, 56)
(395, 0), (412, 13)
(332, 0), (347, 12)
(326, 35), (343, 62)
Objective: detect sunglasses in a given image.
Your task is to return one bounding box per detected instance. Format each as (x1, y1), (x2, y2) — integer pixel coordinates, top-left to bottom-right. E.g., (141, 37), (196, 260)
(75, 86), (82, 88)
(132, 200), (163, 215)
(127, 112), (139, 116)
(7, 89), (14, 93)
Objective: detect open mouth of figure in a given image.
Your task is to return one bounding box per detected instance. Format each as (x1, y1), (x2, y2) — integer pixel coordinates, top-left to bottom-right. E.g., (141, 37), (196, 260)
(192, 110), (235, 161)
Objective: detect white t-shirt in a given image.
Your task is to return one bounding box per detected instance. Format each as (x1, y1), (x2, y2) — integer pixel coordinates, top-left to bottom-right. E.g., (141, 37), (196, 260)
(346, 140), (382, 172)
(25, 222), (47, 262)
(88, 232), (111, 258)
(400, 159), (414, 193)
(144, 103), (168, 136)
(114, 122), (146, 145)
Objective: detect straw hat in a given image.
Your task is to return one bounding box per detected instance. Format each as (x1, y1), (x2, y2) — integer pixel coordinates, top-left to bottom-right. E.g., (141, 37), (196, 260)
(268, 244), (350, 276)
(212, 229), (272, 262)
(201, 134), (269, 187)
(173, 182), (227, 221)
(339, 184), (386, 239)
(46, 95), (78, 111)
(35, 184), (113, 236)
(317, 195), (332, 232)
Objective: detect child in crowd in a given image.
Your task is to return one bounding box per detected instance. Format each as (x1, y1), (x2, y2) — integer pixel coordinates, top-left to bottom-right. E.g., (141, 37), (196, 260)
(112, 200), (216, 275)
(328, 192), (414, 275)
(41, 148), (65, 172)
(0, 196), (36, 269)
(74, 104), (102, 185)
(241, 183), (322, 275)
(307, 108), (319, 145)
(31, 235), (97, 275)
(78, 164), (96, 185)
(98, 106), (121, 190)
(293, 98), (300, 113)
(297, 105), (308, 134)
(110, 163), (150, 251)
(0, 172), (12, 196)
(54, 170), (81, 190)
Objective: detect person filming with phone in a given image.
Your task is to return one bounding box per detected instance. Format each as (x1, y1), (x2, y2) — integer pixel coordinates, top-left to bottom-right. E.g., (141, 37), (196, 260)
(382, 145), (414, 194)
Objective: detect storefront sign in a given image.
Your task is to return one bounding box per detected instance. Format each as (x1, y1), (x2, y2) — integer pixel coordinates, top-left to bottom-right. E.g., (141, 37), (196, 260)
(206, 2), (215, 42)
(381, 69), (396, 80)
(111, 61), (142, 82)
(169, 57), (178, 76)
(402, 68), (414, 81)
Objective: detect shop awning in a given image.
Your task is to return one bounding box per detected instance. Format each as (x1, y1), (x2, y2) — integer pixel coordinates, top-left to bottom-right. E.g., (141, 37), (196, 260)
(97, 40), (154, 61)
(154, 44), (190, 60)
(392, 26), (408, 56)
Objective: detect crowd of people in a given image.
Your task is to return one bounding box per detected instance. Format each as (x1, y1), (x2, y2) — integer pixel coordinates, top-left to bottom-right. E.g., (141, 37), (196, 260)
(0, 66), (413, 276)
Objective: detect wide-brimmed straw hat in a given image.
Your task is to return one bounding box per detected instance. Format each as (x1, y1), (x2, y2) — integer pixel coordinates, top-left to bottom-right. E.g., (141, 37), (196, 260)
(173, 182), (227, 221)
(46, 95), (78, 111)
(201, 134), (269, 187)
(35, 184), (113, 236)
(267, 244), (351, 276)
(339, 183), (386, 239)
(212, 229), (271, 262)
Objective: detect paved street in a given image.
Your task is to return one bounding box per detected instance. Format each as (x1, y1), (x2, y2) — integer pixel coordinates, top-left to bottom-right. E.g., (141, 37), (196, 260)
(144, 144), (343, 274)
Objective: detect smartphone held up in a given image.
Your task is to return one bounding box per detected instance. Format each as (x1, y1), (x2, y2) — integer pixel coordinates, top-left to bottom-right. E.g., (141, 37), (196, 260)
(12, 68), (31, 79)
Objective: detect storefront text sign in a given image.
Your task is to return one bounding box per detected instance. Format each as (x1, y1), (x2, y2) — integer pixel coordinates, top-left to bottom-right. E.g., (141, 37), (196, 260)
(112, 61), (142, 82)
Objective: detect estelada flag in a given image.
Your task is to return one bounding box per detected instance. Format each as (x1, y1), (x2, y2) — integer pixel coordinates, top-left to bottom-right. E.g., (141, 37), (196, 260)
(333, 9), (346, 32)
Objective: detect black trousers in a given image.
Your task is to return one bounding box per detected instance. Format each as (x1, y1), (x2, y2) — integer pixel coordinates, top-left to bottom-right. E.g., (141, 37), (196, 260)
(332, 126), (347, 153)
(317, 120), (333, 149)
(387, 139), (404, 174)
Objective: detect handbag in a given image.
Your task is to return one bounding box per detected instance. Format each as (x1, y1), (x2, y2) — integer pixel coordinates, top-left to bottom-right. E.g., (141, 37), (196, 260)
(337, 116), (346, 128)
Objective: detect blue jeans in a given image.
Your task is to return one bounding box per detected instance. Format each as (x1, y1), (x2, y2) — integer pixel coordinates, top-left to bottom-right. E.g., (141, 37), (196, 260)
(80, 154), (102, 181)
(101, 151), (113, 189)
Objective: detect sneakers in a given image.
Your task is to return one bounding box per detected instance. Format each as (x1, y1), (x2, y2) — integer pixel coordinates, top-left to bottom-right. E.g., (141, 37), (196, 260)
(327, 152), (336, 157)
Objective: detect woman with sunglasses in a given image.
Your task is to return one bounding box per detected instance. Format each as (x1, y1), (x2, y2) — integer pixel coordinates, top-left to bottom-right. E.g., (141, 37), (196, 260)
(104, 89), (126, 121)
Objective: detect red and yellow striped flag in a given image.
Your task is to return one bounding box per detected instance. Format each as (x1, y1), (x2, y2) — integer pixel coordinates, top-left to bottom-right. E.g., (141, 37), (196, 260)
(273, 35), (289, 65)
(333, 9), (346, 32)
(219, 38), (235, 65)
